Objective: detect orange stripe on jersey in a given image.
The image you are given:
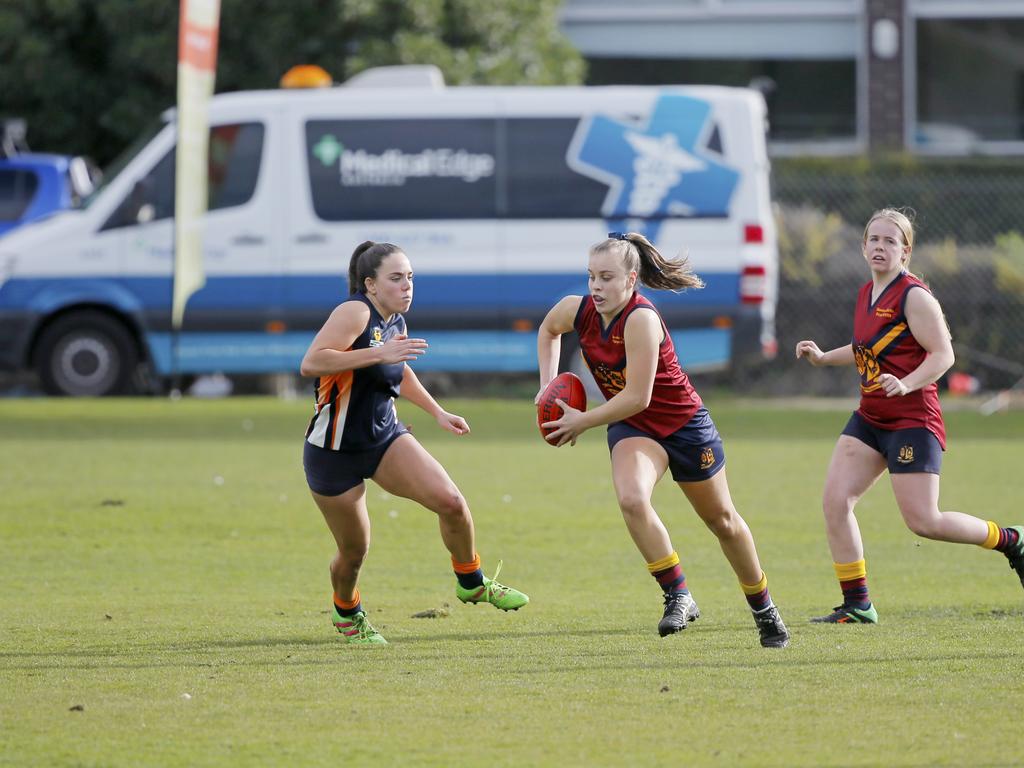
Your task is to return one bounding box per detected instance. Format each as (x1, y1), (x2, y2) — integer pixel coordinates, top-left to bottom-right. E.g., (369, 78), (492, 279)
(871, 322), (907, 358)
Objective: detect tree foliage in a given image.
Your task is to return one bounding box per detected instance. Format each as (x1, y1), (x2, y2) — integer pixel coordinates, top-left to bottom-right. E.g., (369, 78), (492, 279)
(0, 0), (584, 165)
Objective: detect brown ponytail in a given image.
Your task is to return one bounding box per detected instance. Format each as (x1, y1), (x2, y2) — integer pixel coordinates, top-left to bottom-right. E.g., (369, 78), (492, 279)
(348, 241), (404, 295)
(594, 232), (704, 292)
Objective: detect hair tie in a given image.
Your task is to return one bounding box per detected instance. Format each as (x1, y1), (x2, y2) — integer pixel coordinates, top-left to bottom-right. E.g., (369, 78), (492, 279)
(607, 231), (631, 241)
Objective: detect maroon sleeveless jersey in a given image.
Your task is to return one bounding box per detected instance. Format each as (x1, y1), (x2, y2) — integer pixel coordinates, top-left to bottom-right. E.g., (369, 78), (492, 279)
(852, 272), (946, 448)
(574, 292), (702, 438)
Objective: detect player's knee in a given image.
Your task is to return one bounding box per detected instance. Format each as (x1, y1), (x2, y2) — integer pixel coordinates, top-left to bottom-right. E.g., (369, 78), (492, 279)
(616, 491), (649, 519)
(903, 512), (939, 539)
(432, 486), (469, 519)
(701, 507), (738, 539)
(332, 547), (367, 576)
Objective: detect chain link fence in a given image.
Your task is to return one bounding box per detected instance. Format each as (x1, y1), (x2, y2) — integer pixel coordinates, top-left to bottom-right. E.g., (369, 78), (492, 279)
(740, 156), (1024, 399)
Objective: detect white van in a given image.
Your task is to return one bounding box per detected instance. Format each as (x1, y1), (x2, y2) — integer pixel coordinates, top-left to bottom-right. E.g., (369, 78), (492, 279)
(0, 66), (778, 396)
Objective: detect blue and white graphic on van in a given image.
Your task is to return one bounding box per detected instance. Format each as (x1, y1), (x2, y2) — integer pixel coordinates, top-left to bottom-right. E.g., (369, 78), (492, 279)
(567, 94), (740, 241)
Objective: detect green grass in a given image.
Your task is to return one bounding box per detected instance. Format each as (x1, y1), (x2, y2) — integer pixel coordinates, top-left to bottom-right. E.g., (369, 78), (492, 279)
(1, 397), (1022, 767)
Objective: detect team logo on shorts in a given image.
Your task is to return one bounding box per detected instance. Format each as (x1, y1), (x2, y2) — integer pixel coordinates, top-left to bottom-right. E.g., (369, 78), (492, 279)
(897, 444), (915, 464)
(699, 448), (716, 470)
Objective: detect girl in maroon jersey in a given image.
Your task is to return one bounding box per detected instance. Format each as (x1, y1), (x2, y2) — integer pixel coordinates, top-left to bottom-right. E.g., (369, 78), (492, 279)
(537, 232), (789, 648)
(796, 208), (1024, 624)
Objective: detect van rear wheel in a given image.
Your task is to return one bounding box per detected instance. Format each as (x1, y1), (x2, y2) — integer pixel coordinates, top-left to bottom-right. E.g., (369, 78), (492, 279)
(35, 312), (138, 397)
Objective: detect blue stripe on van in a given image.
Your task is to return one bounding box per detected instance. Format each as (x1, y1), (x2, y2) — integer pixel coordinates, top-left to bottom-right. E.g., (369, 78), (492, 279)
(0, 272), (740, 312)
(146, 328), (730, 374)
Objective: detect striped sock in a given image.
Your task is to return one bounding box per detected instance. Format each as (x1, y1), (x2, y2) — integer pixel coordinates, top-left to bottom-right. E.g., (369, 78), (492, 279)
(834, 559), (870, 609)
(647, 551), (688, 594)
(740, 571), (773, 612)
(981, 521), (1021, 553)
(452, 553), (485, 589)
(333, 590), (362, 618)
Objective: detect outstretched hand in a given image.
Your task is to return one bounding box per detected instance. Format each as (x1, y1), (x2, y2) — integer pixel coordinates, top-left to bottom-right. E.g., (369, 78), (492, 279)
(437, 411), (471, 435)
(795, 340), (826, 366)
(379, 333), (428, 364)
(541, 399), (586, 447)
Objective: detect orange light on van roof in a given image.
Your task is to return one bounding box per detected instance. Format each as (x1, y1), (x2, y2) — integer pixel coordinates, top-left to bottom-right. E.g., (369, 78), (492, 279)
(280, 65), (332, 89)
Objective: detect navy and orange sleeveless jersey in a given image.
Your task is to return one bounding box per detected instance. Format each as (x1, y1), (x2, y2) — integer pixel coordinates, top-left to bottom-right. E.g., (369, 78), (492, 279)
(305, 293), (406, 451)
(852, 271), (946, 448)
(574, 292), (702, 438)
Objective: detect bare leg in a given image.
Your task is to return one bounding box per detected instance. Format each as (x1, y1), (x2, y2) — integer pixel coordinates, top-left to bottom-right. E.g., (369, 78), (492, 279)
(372, 433), (475, 562)
(822, 436), (887, 563)
(678, 468), (762, 585)
(309, 483), (371, 602)
(610, 437), (674, 562)
(890, 473), (988, 543)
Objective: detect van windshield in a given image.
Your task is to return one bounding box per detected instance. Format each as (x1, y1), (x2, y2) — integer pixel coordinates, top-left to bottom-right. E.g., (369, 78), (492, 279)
(82, 116), (168, 209)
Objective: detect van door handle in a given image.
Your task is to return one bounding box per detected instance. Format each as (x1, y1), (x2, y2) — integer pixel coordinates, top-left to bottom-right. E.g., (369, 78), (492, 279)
(295, 233), (328, 244)
(232, 234), (265, 246)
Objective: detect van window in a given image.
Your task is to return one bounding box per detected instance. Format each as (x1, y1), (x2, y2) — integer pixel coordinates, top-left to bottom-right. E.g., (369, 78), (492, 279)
(0, 169), (40, 221)
(504, 118), (608, 218)
(305, 119), (497, 220)
(101, 122), (264, 230)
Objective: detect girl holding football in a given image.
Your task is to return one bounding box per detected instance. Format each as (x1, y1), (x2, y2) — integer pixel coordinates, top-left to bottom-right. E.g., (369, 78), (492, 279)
(300, 240), (528, 645)
(795, 208), (1024, 623)
(537, 232), (789, 648)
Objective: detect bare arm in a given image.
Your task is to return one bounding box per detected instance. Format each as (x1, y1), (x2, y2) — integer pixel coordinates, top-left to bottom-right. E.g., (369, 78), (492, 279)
(795, 340), (855, 367)
(536, 295), (581, 400)
(543, 308), (660, 446)
(400, 364), (470, 436)
(878, 288), (954, 397)
(299, 302), (427, 377)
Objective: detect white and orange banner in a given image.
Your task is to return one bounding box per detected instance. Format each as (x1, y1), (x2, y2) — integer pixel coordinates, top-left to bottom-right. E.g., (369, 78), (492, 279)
(172, 0), (221, 329)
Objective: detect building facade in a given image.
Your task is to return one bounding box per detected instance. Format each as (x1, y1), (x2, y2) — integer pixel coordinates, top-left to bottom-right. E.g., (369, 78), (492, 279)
(559, 0), (1024, 155)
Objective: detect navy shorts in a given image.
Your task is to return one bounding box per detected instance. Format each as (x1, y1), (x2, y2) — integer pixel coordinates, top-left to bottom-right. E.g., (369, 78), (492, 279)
(607, 407), (726, 483)
(303, 429), (409, 496)
(841, 411), (943, 475)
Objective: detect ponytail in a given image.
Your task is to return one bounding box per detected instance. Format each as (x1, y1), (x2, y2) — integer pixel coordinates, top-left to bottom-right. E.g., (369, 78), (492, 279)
(348, 240), (404, 295)
(596, 232), (704, 292)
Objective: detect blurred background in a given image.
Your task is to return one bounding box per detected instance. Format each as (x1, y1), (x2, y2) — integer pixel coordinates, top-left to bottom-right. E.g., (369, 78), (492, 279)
(1, 0), (1022, 403)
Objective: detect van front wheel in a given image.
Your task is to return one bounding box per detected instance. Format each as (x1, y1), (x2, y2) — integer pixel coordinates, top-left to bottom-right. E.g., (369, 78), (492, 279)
(35, 312), (139, 397)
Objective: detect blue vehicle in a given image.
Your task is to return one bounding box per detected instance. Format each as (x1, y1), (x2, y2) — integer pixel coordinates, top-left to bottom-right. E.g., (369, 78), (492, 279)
(0, 121), (96, 237)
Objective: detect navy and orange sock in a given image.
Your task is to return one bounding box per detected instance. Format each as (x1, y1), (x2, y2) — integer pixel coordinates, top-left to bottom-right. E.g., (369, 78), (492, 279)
(453, 553), (485, 589)
(740, 571), (773, 612)
(981, 521), (1021, 554)
(834, 559), (870, 609)
(647, 551), (688, 594)
(333, 589), (362, 618)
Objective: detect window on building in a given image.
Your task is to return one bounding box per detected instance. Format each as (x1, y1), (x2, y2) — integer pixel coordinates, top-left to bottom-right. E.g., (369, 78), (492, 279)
(916, 18), (1024, 148)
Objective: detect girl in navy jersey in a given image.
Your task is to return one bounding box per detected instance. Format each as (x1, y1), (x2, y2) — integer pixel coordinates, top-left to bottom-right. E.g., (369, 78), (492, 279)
(301, 240), (528, 644)
(537, 232), (789, 648)
(796, 208), (1024, 624)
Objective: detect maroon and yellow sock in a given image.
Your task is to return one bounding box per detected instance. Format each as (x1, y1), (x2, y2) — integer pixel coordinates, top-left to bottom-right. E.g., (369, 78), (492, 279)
(980, 521), (1021, 553)
(740, 571), (772, 612)
(834, 559), (870, 608)
(453, 553), (485, 589)
(333, 589), (361, 618)
(647, 551), (688, 594)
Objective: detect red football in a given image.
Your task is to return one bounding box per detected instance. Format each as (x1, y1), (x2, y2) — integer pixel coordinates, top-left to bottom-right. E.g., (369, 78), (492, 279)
(537, 372), (587, 443)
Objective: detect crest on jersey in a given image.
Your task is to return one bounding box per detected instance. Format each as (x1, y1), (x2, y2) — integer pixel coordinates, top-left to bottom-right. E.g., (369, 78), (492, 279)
(370, 327), (384, 347)
(567, 93), (740, 242)
(699, 447), (716, 470)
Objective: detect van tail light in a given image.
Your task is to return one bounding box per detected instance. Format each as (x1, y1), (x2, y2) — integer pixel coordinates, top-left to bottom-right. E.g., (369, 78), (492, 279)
(740, 265), (766, 305)
(744, 224), (764, 244)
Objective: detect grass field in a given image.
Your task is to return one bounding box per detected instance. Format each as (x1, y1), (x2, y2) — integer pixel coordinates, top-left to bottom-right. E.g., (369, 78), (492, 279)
(1, 396), (1022, 767)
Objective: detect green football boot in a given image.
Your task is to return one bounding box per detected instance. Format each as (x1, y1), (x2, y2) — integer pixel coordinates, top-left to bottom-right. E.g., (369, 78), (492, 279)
(1004, 526), (1024, 589)
(810, 603), (878, 624)
(333, 608), (388, 645)
(456, 561), (529, 611)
